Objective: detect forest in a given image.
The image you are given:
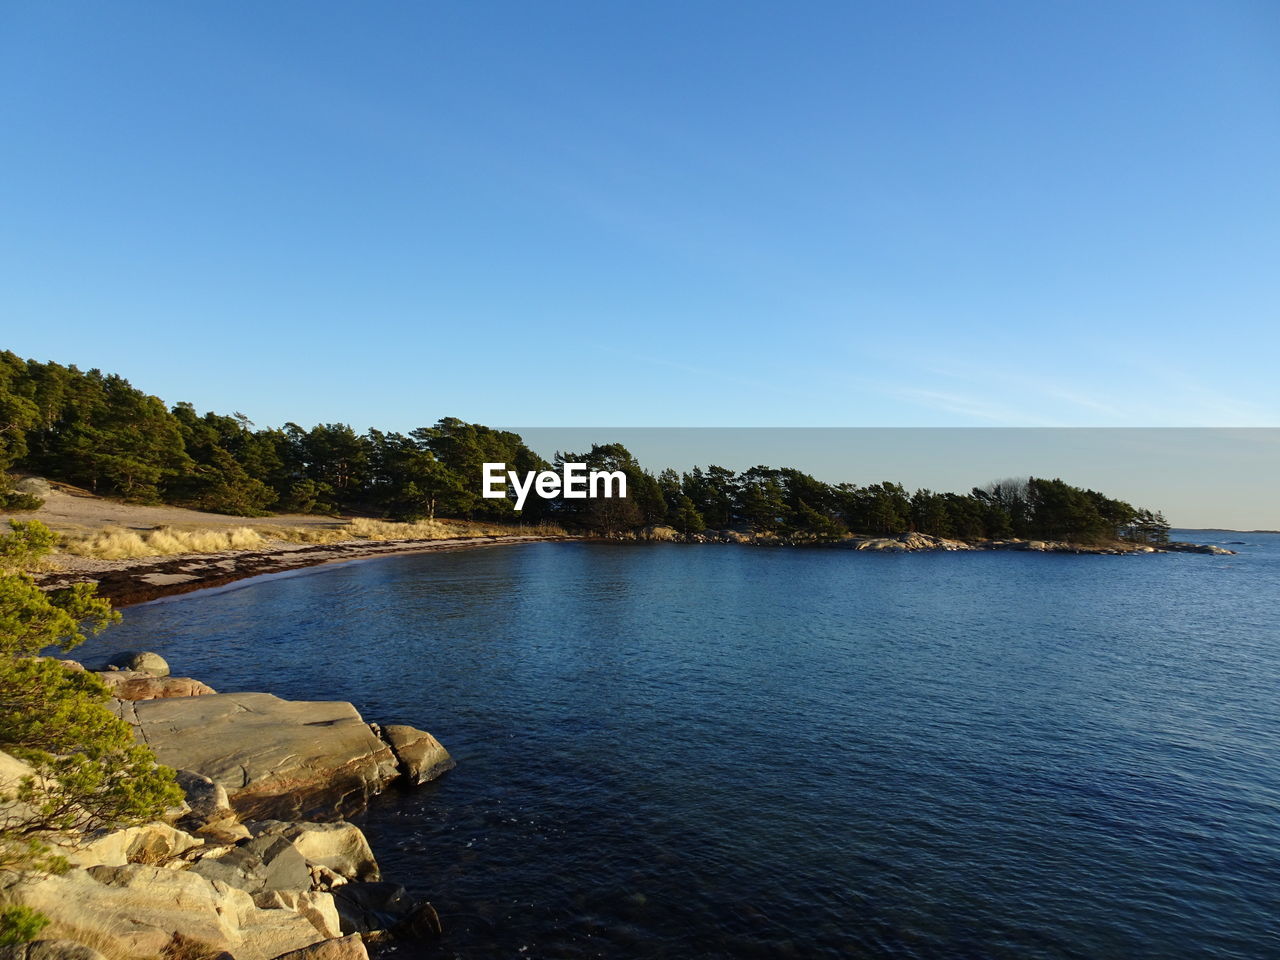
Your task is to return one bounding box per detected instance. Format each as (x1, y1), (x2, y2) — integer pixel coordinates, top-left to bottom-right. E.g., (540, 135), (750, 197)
(0, 351), (1170, 545)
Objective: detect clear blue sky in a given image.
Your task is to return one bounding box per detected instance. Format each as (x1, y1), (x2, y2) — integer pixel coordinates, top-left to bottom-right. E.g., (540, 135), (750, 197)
(2, 1), (1277, 431)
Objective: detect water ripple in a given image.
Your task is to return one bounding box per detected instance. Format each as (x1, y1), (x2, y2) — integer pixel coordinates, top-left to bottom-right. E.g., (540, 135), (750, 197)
(87, 534), (1280, 959)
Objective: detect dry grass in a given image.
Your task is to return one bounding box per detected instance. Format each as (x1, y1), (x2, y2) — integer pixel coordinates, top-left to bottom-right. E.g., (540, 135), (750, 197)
(61, 526), (267, 559)
(264, 516), (568, 544)
(56, 516), (568, 560)
(344, 517), (452, 540)
(38, 912), (139, 960)
(161, 932), (234, 960)
(252, 525), (353, 545)
(342, 516), (567, 541)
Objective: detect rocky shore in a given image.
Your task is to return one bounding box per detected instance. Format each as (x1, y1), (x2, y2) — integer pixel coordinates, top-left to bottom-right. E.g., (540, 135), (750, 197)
(28, 529), (1235, 619)
(625, 527), (1238, 555)
(1, 652), (453, 960)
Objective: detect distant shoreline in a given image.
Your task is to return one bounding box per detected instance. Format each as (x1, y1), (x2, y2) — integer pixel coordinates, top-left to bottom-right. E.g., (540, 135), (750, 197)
(31, 529), (1239, 609)
(9, 482), (1242, 608)
(1174, 528), (1278, 534)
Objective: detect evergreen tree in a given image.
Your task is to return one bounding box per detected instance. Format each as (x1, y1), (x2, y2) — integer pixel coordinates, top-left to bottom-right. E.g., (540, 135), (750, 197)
(655, 468), (683, 512)
(555, 443), (643, 533)
(787, 501), (846, 540)
(0, 354), (38, 478)
(170, 404), (275, 515)
(738, 466), (788, 531)
(670, 495), (705, 536)
(1024, 477), (1110, 543)
(630, 471), (668, 526)
(909, 489), (952, 537)
(845, 482), (910, 535)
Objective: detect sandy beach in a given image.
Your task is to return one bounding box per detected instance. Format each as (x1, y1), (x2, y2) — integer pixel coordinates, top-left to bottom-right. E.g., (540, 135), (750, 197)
(5, 480), (568, 606)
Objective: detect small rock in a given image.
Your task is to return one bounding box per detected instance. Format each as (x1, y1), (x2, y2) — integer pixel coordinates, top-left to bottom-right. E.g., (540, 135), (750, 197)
(378, 725), (455, 786)
(195, 819), (253, 844)
(330, 882), (417, 935)
(106, 651), (170, 677)
(247, 820), (379, 882)
(250, 891), (342, 940)
(189, 835), (309, 895)
(176, 770), (235, 826)
(269, 935), (369, 960)
(309, 864), (348, 890)
(397, 900), (443, 939)
(13, 477), (52, 497)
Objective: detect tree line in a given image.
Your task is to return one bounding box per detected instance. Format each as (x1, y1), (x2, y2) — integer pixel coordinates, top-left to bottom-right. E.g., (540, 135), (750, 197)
(0, 352), (1170, 545)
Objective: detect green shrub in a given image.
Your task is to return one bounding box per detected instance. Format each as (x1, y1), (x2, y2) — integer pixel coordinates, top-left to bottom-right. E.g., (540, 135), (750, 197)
(0, 492), (43, 512)
(0, 521), (182, 880)
(0, 904), (50, 945)
(0, 520), (59, 571)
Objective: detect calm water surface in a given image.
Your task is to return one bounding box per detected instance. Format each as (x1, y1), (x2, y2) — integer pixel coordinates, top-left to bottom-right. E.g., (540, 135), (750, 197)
(86, 534), (1280, 959)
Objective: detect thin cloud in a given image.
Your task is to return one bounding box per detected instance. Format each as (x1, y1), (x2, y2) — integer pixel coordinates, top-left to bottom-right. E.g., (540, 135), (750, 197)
(884, 386), (1065, 426)
(911, 357), (1278, 427)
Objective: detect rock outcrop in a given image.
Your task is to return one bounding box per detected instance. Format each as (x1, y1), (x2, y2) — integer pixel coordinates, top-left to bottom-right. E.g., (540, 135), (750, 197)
(51, 822), (203, 869)
(11, 477), (52, 498)
(270, 934), (368, 960)
(330, 883), (422, 936)
(113, 693), (401, 821)
(3, 812), (397, 959)
(600, 527), (1239, 557)
(189, 835), (311, 895)
(96, 670), (216, 701)
(1165, 541), (1236, 555)
(843, 532), (973, 552)
(6, 862), (339, 960)
(377, 725), (456, 786)
(175, 770), (235, 827)
(247, 821), (380, 884)
(4, 668), (449, 960)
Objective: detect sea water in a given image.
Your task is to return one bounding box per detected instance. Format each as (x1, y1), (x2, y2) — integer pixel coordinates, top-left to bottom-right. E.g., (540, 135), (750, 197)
(89, 533), (1280, 959)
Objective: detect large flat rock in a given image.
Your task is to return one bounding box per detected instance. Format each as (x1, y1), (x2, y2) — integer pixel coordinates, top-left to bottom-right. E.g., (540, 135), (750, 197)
(115, 693), (400, 821)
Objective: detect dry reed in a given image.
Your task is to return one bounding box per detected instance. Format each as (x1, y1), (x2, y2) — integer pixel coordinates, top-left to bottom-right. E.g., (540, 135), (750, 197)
(61, 526), (266, 560)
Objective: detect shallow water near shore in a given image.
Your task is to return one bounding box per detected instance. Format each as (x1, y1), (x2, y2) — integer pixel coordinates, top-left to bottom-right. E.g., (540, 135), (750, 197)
(88, 533), (1280, 959)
